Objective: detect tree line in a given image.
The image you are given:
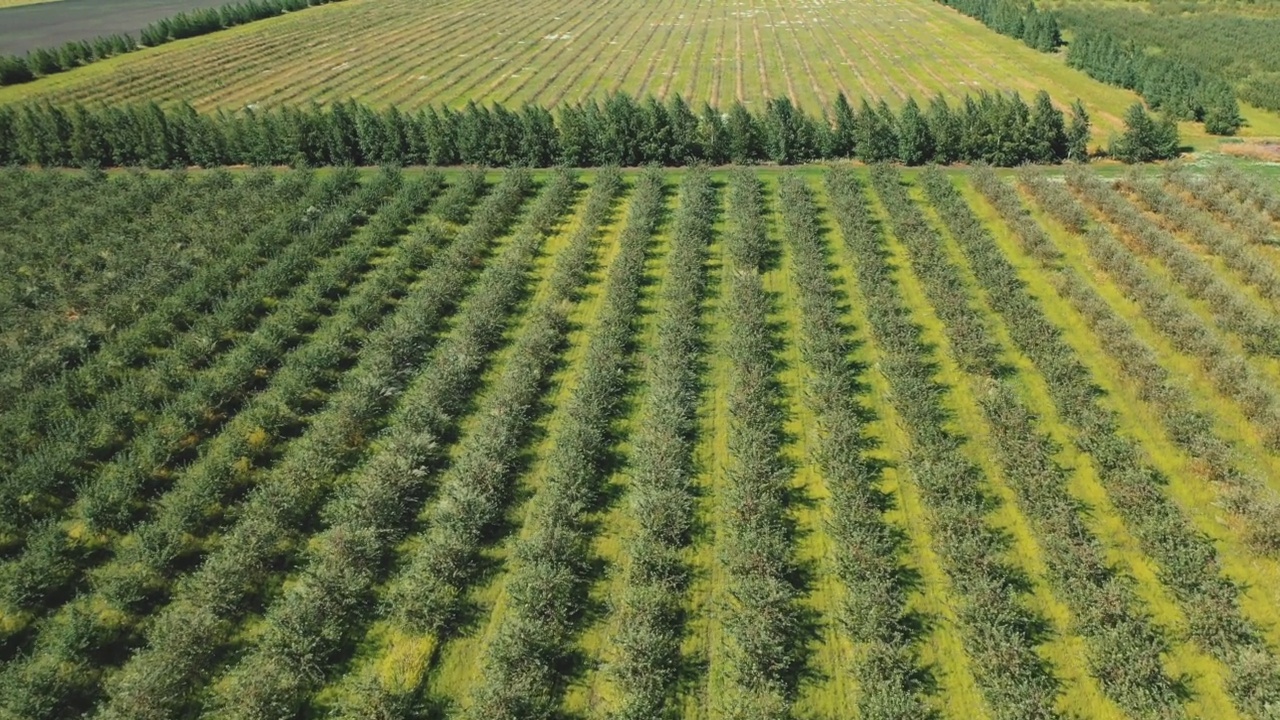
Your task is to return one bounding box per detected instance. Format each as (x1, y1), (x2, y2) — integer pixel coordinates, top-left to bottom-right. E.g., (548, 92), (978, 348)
(1055, 4), (1280, 115)
(925, 0), (1244, 135)
(933, 0), (1061, 52)
(1066, 29), (1242, 136)
(0, 0), (346, 87)
(0, 90), (1104, 168)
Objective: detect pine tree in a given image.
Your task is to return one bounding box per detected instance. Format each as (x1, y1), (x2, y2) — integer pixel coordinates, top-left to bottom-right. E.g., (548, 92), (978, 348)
(326, 101), (358, 165)
(421, 105), (458, 166)
(519, 104), (558, 167)
(726, 101), (760, 165)
(557, 103), (593, 167)
(814, 107), (838, 159)
(763, 95), (806, 164)
(0, 106), (16, 164)
(926, 95), (962, 164)
(639, 95), (673, 165)
(25, 48), (61, 76)
(856, 98), (897, 163)
(455, 101), (491, 165)
(489, 103), (523, 166)
(897, 97), (933, 165)
(1152, 112), (1181, 159)
(667, 94), (699, 165)
(995, 92), (1033, 166)
(1110, 102), (1179, 162)
(698, 102), (729, 165)
(68, 103), (108, 167)
(15, 104), (70, 166)
(181, 102), (228, 167)
(1200, 82), (1243, 136)
(831, 92), (857, 158)
(1066, 99), (1090, 162)
(603, 93), (642, 165)
(1028, 90), (1067, 163)
(0, 55), (34, 85)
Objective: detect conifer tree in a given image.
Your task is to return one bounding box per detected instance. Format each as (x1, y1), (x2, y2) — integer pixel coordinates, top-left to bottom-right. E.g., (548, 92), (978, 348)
(927, 95), (962, 164)
(519, 104), (558, 167)
(556, 103), (592, 167)
(1110, 102), (1179, 162)
(455, 101), (490, 165)
(421, 105), (458, 165)
(0, 55), (34, 85)
(603, 93), (642, 165)
(698, 102), (729, 165)
(856, 98), (898, 163)
(726, 101), (760, 165)
(897, 97), (933, 165)
(639, 95), (673, 165)
(325, 101), (358, 165)
(831, 92), (857, 158)
(0, 106), (15, 164)
(1028, 90), (1068, 163)
(1066, 99), (1091, 162)
(667, 94), (699, 164)
(764, 95), (809, 164)
(1200, 83), (1243, 136)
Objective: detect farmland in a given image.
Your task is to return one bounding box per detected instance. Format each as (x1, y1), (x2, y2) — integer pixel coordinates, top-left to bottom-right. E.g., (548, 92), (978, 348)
(4, 0), (1280, 147)
(1, 161), (1280, 720)
(0, 0), (232, 52)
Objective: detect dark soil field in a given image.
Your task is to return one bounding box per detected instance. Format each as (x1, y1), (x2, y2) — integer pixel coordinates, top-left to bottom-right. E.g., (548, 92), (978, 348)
(0, 0), (228, 54)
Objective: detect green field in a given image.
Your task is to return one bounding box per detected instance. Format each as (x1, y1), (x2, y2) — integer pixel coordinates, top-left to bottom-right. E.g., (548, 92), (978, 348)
(3, 161), (1280, 719)
(3, 0), (1280, 148)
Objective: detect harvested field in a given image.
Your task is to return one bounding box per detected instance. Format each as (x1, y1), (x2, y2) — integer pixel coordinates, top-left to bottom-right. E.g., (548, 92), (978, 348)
(4, 0), (1280, 144)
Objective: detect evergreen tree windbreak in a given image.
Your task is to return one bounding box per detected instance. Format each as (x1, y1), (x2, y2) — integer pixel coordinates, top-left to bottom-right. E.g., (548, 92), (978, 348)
(0, 90), (1128, 169)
